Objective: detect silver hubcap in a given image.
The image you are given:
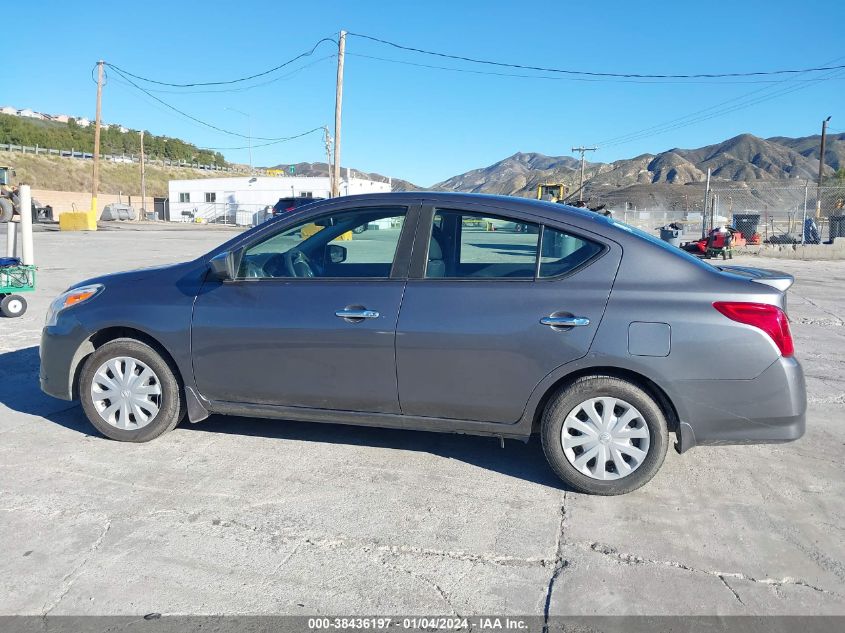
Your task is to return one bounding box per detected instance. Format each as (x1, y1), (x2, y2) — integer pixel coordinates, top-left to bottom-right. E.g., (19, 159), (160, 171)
(7, 300), (22, 314)
(561, 396), (651, 480)
(90, 356), (162, 430)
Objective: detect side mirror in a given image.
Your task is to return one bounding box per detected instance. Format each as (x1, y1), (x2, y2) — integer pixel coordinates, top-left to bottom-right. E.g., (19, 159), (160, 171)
(208, 251), (237, 281)
(326, 243), (347, 265)
(314, 217), (336, 227)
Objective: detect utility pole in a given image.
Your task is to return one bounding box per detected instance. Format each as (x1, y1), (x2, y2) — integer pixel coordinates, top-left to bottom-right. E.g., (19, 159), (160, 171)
(139, 130), (146, 221)
(332, 30), (346, 198)
(323, 126), (333, 193)
(816, 116), (831, 219)
(92, 60), (104, 219)
(571, 146), (597, 202)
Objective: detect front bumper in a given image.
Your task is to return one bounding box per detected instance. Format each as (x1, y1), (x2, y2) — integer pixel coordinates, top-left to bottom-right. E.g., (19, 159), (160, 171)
(674, 356), (806, 453)
(39, 315), (93, 401)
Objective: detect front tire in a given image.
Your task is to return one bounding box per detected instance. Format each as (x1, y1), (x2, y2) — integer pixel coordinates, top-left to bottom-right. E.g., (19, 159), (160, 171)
(79, 338), (185, 442)
(541, 375), (669, 495)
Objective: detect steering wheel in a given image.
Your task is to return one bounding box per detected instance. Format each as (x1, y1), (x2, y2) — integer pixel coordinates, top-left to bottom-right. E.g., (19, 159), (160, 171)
(284, 249), (316, 278)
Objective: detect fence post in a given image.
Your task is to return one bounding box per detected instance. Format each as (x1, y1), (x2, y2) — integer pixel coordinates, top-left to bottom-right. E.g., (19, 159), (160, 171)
(701, 168), (711, 238)
(802, 182), (808, 245)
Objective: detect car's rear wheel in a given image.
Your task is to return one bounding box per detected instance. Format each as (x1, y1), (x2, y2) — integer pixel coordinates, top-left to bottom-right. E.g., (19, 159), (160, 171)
(79, 339), (185, 442)
(541, 375), (668, 495)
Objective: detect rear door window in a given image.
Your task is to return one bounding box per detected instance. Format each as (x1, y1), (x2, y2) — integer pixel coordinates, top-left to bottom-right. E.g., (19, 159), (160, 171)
(425, 209), (602, 279)
(426, 210), (539, 279)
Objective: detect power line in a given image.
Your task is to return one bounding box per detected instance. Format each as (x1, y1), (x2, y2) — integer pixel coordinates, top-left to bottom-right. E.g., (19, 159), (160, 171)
(592, 54), (845, 148)
(595, 66), (845, 149)
(347, 52), (845, 85)
(347, 32), (845, 80)
(200, 127), (326, 151)
(106, 64), (325, 143)
(104, 37), (336, 87)
(118, 55), (336, 94)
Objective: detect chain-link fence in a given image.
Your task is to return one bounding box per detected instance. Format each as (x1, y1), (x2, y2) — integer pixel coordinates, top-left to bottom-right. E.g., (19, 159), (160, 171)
(169, 201), (274, 226)
(708, 184), (845, 244)
(589, 183), (845, 244)
(612, 208), (704, 240)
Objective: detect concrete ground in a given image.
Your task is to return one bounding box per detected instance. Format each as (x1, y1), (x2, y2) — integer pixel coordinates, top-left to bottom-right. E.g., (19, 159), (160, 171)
(0, 224), (843, 617)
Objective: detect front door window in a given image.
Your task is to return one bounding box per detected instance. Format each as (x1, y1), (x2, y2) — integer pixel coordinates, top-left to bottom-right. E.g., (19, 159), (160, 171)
(239, 207), (407, 279)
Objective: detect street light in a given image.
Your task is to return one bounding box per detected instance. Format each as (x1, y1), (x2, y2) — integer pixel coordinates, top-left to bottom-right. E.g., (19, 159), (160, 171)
(225, 107), (253, 174)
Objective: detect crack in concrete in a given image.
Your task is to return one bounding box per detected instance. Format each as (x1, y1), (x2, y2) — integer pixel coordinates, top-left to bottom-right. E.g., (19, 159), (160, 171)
(587, 542), (839, 597)
(198, 513), (554, 568)
(40, 518), (112, 617)
(542, 493), (568, 633)
(379, 556), (462, 620)
(718, 575), (744, 605)
(268, 541), (303, 579)
(794, 293), (844, 324)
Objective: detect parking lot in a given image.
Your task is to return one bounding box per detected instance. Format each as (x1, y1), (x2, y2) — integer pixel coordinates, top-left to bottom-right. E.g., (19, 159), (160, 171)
(1, 224), (844, 617)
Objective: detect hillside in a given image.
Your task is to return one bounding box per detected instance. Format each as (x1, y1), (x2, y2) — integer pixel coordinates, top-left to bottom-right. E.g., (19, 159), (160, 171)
(0, 113), (225, 167)
(1, 151), (221, 197)
(269, 161), (420, 191)
(767, 133), (845, 171)
(433, 133), (842, 197)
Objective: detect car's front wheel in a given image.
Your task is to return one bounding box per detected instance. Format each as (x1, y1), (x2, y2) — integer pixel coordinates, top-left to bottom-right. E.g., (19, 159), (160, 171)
(541, 375), (669, 495)
(79, 338), (185, 442)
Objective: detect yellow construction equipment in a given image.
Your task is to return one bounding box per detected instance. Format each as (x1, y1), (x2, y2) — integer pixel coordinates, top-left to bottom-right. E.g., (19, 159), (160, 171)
(536, 183), (569, 203)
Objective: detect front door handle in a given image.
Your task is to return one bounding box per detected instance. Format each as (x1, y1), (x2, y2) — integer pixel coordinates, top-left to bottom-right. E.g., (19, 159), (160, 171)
(335, 308), (380, 320)
(541, 316), (590, 328)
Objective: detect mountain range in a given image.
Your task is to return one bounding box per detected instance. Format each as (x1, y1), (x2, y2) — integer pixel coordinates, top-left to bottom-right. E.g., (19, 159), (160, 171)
(275, 133), (844, 210)
(432, 132), (845, 198)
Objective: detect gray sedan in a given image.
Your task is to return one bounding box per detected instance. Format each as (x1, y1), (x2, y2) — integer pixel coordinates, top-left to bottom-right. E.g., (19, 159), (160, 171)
(40, 193), (805, 495)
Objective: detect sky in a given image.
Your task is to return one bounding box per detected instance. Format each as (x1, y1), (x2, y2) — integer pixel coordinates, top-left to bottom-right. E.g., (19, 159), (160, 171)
(6, 0), (844, 186)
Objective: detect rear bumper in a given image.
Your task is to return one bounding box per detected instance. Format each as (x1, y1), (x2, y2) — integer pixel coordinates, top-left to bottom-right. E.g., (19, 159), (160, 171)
(673, 356), (806, 453)
(39, 315), (93, 401)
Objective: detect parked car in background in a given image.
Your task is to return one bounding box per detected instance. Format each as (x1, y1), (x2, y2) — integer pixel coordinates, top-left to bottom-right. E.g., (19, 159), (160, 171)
(40, 192), (805, 495)
(271, 196), (325, 217)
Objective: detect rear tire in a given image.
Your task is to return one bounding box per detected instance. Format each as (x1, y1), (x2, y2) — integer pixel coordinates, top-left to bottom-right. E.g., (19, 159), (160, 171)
(79, 338), (185, 442)
(541, 375), (669, 495)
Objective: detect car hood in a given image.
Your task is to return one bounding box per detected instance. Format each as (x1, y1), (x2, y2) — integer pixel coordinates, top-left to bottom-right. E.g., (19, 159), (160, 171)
(69, 260), (200, 291)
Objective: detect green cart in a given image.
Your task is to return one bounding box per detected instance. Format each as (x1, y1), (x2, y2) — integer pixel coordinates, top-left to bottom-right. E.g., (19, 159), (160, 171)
(0, 263), (35, 318)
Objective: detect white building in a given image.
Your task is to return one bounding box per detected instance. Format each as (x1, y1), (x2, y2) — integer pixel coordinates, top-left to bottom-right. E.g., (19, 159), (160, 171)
(74, 117), (91, 127)
(18, 109), (44, 120)
(0, 106), (16, 116)
(167, 174), (392, 225)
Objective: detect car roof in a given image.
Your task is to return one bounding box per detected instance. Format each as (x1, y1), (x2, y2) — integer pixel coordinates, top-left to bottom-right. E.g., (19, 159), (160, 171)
(320, 191), (615, 231)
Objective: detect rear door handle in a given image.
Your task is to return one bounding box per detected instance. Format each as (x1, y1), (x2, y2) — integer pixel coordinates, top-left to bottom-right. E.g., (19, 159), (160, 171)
(541, 316), (590, 328)
(335, 308), (380, 320)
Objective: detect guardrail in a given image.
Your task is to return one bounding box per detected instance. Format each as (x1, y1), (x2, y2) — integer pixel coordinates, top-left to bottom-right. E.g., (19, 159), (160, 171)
(0, 143), (262, 174)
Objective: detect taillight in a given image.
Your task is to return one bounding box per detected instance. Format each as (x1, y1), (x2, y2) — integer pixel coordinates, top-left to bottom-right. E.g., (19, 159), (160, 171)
(713, 301), (794, 357)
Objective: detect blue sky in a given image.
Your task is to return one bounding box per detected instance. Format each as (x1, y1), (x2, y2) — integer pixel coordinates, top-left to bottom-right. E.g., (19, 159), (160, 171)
(6, 0), (844, 186)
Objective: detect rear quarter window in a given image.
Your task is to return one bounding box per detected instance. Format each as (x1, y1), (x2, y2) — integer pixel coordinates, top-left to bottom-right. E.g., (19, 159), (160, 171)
(539, 227), (604, 278)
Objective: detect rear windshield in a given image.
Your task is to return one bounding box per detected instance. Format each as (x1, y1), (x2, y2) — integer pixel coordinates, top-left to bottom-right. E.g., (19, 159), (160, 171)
(610, 219), (714, 270)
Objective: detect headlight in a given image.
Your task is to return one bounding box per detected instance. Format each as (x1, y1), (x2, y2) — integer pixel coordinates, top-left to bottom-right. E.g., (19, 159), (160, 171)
(45, 284), (103, 327)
